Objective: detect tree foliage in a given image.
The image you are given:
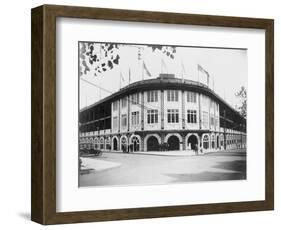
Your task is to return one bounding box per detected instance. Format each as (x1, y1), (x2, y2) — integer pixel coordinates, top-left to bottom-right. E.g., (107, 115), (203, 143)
(79, 42), (176, 77)
(235, 86), (247, 118)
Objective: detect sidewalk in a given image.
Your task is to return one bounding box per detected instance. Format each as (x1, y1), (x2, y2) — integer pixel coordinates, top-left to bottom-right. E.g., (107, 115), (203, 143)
(80, 157), (121, 173)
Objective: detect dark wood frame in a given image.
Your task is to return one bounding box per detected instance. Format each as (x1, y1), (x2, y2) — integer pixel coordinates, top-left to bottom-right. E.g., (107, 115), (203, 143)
(31, 4), (274, 225)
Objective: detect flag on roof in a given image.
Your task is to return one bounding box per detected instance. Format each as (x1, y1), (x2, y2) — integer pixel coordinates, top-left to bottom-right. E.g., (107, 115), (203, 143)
(143, 61), (152, 77)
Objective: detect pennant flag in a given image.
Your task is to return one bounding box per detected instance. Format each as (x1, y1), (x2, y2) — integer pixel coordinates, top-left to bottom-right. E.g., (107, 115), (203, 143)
(181, 61), (186, 80)
(120, 71), (125, 82)
(128, 68), (131, 84)
(197, 64), (210, 86)
(120, 71), (125, 89)
(197, 64), (204, 72)
(143, 61), (152, 77)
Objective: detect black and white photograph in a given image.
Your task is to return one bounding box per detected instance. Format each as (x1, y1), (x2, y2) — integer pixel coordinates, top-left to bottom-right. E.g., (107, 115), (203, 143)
(78, 42), (247, 187)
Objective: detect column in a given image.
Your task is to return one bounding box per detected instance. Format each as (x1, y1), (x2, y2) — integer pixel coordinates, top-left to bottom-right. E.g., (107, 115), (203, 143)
(182, 90), (185, 130)
(127, 95), (130, 132)
(199, 93), (202, 129)
(118, 99), (121, 133)
(140, 134), (144, 151)
(141, 92), (144, 131)
(209, 97), (211, 130)
(161, 90), (164, 130)
(182, 134), (186, 150)
(160, 132), (165, 145)
(223, 109), (226, 150)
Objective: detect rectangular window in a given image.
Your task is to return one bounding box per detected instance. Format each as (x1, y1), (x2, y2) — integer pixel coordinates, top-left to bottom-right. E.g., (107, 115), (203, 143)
(121, 114), (127, 127)
(167, 109), (179, 123)
(131, 93), (139, 105)
(215, 117), (219, 127)
(147, 110), (158, 124)
(187, 110), (197, 123)
(131, 111), (139, 125)
(210, 115), (215, 126)
(121, 98), (127, 108)
(203, 111), (209, 128)
(167, 90), (178, 102)
(113, 116), (118, 130)
(187, 92), (197, 103)
(147, 90), (158, 102)
(113, 101), (118, 111)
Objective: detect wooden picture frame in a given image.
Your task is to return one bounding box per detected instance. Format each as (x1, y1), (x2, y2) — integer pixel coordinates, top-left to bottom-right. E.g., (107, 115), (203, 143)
(31, 4), (274, 225)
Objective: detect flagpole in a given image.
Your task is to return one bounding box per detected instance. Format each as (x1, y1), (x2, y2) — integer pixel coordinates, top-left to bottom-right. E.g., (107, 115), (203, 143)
(181, 60), (185, 82)
(142, 61), (144, 81)
(119, 71), (121, 90)
(197, 65), (199, 83)
(128, 68), (131, 85)
(181, 61), (184, 82)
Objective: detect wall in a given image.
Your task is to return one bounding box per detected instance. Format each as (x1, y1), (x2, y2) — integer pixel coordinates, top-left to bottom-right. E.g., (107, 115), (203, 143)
(0, 0), (279, 229)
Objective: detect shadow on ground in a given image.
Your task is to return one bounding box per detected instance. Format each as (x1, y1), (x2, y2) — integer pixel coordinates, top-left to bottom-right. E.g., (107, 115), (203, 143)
(165, 160), (246, 183)
(205, 152), (247, 157)
(213, 160), (246, 172)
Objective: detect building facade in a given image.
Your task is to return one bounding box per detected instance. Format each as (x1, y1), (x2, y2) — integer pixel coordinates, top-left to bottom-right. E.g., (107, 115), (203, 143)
(79, 74), (246, 155)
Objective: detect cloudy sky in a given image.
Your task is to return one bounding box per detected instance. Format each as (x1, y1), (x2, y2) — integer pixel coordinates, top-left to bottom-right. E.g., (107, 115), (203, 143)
(79, 42), (247, 110)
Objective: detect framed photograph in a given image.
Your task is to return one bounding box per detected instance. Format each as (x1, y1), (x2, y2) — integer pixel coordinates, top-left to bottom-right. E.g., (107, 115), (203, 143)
(31, 4), (274, 225)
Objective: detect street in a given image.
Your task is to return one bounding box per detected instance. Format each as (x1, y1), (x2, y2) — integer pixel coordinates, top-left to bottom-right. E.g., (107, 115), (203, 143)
(79, 150), (246, 187)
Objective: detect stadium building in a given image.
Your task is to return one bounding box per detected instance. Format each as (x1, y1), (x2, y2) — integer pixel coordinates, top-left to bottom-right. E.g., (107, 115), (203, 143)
(79, 74), (246, 155)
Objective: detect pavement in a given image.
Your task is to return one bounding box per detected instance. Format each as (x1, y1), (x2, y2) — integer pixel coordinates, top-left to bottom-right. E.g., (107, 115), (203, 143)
(80, 157), (121, 172)
(79, 150), (246, 187)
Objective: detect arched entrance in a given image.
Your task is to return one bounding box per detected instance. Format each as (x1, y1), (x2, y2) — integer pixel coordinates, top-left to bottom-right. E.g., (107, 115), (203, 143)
(100, 137), (104, 150)
(121, 136), (128, 152)
(220, 134), (224, 148)
(105, 137), (111, 150)
(202, 134), (209, 150)
(113, 138), (118, 151)
(94, 138), (99, 150)
(187, 135), (198, 150)
(131, 136), (140, 152)
(147, 136), (159, 151)
(167, 135), (180, 150)
(211, 134), (215, 149)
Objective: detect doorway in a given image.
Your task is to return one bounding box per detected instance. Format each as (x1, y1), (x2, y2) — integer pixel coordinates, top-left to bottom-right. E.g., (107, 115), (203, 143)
(167, 135), (180, 150)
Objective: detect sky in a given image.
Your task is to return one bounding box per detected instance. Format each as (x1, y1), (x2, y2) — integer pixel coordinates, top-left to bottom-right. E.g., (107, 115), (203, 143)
(79, 42), (247, 110)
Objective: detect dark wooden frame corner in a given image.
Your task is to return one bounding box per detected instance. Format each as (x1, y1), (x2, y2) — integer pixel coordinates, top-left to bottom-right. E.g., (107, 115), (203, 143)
(31, 4), (274, 225)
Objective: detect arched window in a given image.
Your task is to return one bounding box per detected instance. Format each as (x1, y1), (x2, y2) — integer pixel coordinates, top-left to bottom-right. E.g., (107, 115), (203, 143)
(131, 136), (140, 152)
(112, 137), (118, 151)
(86, 138), (91, 149)
(105, 137), (111, 150)
(121, 136), (128, 152)
(220, 135), (224, 147)
(100, 137), (104, 150)
(226, 135), (230, 145)
(90, 138), (94, 149)
(94, 138), (99, 149)
(203, 135), (209, 149)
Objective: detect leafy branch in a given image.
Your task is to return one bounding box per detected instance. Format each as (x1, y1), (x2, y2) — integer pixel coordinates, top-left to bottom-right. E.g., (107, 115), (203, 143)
(79, 43), (177, 77)
(235, 86), (247, 118)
